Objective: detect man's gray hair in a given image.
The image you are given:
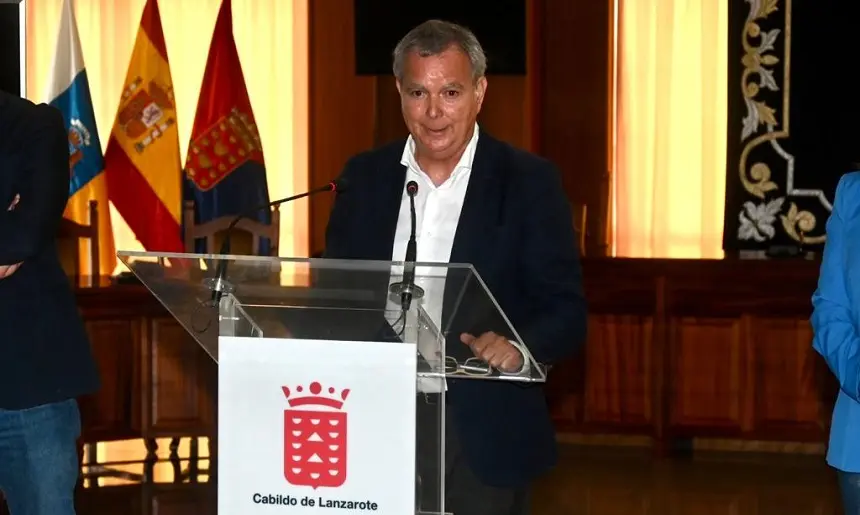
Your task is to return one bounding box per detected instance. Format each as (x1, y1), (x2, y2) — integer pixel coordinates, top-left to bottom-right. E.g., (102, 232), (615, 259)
(392, 20), (487, 83)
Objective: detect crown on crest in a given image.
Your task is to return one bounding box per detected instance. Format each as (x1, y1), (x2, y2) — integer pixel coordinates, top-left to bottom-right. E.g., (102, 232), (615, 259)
(282, 381), (350, 410)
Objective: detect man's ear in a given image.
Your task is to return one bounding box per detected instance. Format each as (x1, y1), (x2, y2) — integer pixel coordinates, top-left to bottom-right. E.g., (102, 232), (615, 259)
(475, 76), (488, 111)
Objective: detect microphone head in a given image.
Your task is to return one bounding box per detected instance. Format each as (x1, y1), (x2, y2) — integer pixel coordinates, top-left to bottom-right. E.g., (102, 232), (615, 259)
(406, 180), (419, 197)
(331, 176), (349, 192)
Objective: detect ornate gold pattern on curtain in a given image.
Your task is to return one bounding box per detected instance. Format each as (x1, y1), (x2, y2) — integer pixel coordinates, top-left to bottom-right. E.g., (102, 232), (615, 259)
(738, 0), (786, 199)
(735, 0), (826, 245)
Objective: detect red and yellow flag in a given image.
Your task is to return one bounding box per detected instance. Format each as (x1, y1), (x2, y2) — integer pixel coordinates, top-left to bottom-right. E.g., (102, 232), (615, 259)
(104, 0), (182, 253)
(184, 0), (272, 255)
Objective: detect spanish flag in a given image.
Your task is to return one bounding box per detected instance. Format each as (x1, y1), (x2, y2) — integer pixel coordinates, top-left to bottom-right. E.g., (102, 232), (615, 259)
(104, 0), (182, 253)
(46, 0), (116, 275)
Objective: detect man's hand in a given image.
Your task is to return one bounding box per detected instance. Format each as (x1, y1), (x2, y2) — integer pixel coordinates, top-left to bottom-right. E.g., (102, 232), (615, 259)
(0, 262), (22, 279)
(0, 194), (23, 278)
(460, 331), (524, 373)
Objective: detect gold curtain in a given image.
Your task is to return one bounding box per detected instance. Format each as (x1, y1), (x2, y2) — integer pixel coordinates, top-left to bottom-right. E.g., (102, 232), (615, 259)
(25, 0), (309, 272)
(613, 0), (728, 258)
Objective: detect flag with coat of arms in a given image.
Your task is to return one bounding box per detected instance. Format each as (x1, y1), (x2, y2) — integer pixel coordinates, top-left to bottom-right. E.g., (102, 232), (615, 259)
(46, 0), (116, 275)
(104, 0), (184, 253)
(183, 0), (273, 255)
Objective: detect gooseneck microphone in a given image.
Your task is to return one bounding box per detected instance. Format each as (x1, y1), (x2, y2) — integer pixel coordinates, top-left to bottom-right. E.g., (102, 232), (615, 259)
(389, 180), (424, 312)
(403, 181), (419, 289)
(204, 178), (346, 304)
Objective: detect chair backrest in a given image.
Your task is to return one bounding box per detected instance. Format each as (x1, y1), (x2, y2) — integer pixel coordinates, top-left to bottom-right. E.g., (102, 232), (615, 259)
(57, 199), (100, 279)
(183, 201), (280, 256)
(572, 202), (587, 256)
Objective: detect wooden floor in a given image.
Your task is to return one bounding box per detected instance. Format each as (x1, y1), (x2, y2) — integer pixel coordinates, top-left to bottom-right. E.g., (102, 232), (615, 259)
(534, 446), (840, 514)
(0, 440), (843, 514)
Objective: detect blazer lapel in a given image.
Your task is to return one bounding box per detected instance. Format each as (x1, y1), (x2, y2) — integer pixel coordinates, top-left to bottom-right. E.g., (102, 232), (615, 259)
(368, 159), (407, 261)
(443, 134), (504, 335)
(371, 133), (502, 264)
(449, 133), (501, 266)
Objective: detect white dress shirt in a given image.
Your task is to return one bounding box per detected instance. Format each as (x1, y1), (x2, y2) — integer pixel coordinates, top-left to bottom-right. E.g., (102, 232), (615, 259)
(385, 124), (529, 392)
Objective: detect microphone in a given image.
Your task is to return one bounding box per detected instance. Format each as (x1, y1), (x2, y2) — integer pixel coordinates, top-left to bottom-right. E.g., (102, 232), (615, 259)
(389, 180), (424, 311)
(204, 177), (347, 304)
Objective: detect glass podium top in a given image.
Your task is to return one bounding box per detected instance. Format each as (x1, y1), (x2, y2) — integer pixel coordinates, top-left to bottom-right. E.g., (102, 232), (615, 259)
(117, 251), (547, 383)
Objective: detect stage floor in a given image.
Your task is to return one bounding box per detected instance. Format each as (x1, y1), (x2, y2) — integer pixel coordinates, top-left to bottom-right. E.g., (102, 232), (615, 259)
(0, 440), (841, 514)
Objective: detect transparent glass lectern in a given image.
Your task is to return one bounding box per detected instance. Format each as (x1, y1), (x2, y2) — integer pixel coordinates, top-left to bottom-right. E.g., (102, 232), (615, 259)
(118, 251), (547, 515)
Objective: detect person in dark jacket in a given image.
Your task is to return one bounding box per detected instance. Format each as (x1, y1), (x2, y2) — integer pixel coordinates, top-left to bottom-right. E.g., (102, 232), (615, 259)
(322, 20), (587, 515)
(0, 90), (99, 514)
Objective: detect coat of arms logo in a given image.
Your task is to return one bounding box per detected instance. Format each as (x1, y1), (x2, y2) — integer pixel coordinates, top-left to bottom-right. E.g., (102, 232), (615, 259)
(282, 381), (350, 489)
(185, 108), (263, 191)
(115, 76), (177, 154)
(67, 118), (92, 172)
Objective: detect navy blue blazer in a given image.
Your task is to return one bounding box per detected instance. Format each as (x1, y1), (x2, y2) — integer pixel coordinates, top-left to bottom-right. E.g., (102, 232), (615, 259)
(322, 131), (587, 488)
(0, 92), (99, 409)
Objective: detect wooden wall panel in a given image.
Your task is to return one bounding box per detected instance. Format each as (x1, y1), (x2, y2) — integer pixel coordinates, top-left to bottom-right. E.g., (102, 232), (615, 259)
(541, 0), (612, 256)
(372, 76), (407, 146)
(548, 258), (838, 449)
(751, 319), (827, 440)
(669, 318), (745, 433)
(308, 0), (377, 255)
(141, 318), (212, 436)
(77, 319), (140, 442)
(583, 315), (653, 428)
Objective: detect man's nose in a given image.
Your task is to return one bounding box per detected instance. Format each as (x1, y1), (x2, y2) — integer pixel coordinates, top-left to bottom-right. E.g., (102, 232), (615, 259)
(425, 97), (442, 119)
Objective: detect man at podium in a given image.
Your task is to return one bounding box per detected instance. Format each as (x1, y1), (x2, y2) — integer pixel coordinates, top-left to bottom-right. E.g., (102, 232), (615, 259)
(323, 20), (587, 515)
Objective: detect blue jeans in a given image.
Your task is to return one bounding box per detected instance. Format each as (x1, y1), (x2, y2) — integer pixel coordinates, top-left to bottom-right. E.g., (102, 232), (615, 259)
(0, 399), (81, 515)
(840, 471), (860, 515)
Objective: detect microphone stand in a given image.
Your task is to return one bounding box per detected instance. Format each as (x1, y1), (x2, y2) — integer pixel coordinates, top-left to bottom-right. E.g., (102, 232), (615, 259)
(389, 181), (425, 327)
(204, 178), (345, 304)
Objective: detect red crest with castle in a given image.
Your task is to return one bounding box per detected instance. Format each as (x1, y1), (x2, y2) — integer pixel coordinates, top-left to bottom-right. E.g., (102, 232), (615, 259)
(282, 381), (350, 489)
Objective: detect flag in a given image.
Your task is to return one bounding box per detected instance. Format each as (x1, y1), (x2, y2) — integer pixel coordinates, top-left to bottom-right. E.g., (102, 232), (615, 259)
(104, 0), (183, 253)
(47, 0), (116, 275)
(184, 0), (271, 255)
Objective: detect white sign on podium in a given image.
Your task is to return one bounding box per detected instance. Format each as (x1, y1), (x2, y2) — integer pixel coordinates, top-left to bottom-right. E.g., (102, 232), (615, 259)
(218, 336), (417, 514)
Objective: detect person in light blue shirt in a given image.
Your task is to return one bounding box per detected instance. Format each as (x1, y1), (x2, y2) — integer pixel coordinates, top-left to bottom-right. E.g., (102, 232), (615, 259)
(812, 171), (860, 514)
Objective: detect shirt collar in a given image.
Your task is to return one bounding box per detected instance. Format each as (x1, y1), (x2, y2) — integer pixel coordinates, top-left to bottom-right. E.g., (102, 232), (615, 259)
(401, 123), (480, 183)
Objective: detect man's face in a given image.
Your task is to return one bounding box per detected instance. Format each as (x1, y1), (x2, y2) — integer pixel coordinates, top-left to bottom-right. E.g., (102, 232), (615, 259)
(396, 46), (487, 163)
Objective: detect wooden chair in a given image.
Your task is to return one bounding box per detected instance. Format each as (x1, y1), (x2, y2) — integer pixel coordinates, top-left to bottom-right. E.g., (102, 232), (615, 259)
(57, 199), (100, 279)
(572, 202), (587, 256)
(182, 201), (280, 256)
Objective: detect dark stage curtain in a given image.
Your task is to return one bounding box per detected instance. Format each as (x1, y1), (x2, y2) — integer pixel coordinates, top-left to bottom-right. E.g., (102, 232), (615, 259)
(0, 4), (20, 95)
(723, 1), (860, 252)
